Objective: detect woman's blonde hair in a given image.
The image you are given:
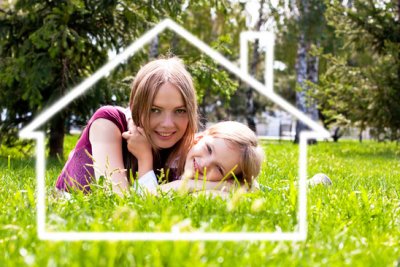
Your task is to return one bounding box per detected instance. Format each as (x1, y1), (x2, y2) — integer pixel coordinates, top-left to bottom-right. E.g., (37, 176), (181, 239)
(204, 121), (264, 186)
(128, 57), (198, 178)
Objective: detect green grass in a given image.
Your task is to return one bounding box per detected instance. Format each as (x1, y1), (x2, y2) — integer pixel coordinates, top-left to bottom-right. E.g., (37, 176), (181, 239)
(0, 136), (399, 266)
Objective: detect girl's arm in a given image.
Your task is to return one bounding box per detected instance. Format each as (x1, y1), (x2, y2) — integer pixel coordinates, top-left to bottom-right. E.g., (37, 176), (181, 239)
(156, 179), (235, 194)
(190, 190), (230, 199)
(89, 118), (129, 196)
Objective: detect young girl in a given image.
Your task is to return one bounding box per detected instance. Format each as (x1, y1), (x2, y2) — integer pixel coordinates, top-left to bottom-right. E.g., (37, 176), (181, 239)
(55, 57), (198, 195)
(123, 121), (265, 194)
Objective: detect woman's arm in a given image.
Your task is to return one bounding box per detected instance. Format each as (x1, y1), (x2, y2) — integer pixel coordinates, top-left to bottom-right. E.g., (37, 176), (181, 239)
(89, 118), (129, 196)
(121, 121), (159, 194)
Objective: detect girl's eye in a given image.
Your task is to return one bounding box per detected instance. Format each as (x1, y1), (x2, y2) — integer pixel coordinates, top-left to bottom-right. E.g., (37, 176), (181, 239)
(151, 108), (161, 113)
(217, 166), (224, 176)
(206, 144), (212, 154)
(175, 108), (187, 114)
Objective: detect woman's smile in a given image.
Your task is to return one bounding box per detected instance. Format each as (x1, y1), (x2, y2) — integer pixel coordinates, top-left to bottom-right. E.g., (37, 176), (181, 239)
(155, 131), (176, 138)
(149, 82), (189, 148)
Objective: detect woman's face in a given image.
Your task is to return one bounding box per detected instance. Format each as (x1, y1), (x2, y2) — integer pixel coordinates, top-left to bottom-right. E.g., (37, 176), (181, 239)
(148, 82), (189, 149)
(184, 135), (241, 181)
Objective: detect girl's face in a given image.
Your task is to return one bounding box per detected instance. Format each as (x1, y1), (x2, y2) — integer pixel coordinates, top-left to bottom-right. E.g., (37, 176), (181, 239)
(149, 82), (189, 149)
(184, 135), (242, 181)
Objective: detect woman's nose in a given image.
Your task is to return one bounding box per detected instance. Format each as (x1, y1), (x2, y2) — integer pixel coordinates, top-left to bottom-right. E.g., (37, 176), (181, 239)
(160, 113), (174, 127)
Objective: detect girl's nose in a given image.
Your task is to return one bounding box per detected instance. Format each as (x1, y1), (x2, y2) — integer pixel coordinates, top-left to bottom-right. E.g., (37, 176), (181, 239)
(202, 156), (214, 169)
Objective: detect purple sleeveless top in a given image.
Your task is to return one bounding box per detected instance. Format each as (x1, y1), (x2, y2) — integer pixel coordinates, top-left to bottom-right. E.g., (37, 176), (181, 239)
(55, 106), (128, 192)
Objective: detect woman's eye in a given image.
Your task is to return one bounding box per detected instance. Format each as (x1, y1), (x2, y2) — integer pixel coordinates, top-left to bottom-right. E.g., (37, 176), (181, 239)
(151, 108), (160, 113)
(175, 109), (187, 114)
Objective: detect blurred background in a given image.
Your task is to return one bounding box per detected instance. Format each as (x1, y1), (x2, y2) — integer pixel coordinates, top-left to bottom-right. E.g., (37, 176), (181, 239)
(1, 0), (399, 158)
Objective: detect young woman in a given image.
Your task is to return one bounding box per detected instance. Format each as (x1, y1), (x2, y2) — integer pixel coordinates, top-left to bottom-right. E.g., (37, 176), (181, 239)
(122, 121), (265, 194)
(55, 57), (198, 196)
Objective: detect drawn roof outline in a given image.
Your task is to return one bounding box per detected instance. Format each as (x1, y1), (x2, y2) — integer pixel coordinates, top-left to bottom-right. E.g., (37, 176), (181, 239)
(20, 18), (330, 138)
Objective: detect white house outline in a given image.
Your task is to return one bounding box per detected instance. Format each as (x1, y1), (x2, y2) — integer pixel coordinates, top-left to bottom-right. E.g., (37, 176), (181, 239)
(19, 19), (330, 241)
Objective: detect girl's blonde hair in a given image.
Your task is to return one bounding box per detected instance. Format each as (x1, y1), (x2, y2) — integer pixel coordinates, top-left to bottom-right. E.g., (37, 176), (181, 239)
(128, 57), (198, 178)
(204, 121), (264, 186)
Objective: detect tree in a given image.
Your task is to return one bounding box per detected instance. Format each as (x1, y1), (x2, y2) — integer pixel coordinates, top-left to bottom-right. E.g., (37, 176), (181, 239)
(243, 0), (267, 133)
(174, 1), (245, 127)
(264, 0), (331, 141)
(0, 0), (183, 157)
(0, 1), (130, 156)
(0, 0), (258, 158)
(313, 0), (400, 141)
(292, 0), (326, 143)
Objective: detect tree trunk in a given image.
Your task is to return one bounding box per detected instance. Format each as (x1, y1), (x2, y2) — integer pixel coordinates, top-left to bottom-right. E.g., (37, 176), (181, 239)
(171, 32), (179, 53)
(246, 89), (257, 132)
(199, 94), (208, 131)
(294, 33), (308, 143)
(332, 127), (342, 142)
(49, 114), (65, 158)
(293, 0), (322, 144)
(245, 0), (266, 134)
(307, 44), (320, 122)
(347, 0), (354, 8)
(398, 0), (400, 20)
(398, 1), (400, 130)
(52, 56), (68, 158)
(149, 35), (159, 59)
(305, 43), (320, 144)
(245, 37), (259, 133)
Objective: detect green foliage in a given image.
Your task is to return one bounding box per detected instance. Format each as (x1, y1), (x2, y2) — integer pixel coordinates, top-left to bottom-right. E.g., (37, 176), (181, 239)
(0, 0), (186, 152)
(267, 0), (330, 104)
(0, 137), (399, 265)
(0, 0), (249, 151)
(187, 36), (238, 107)
(175, 1), (246, 122)
(0, 0), (136, 150)
(313, 0), (400, 140)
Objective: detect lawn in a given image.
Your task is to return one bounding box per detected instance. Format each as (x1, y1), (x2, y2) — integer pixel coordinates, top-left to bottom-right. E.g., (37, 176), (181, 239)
(0, 136), (399, 266)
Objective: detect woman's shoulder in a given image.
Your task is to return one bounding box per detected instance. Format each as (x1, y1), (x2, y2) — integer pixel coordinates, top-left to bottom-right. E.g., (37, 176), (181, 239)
(90, 105), (129, 132)
(92, 105), (125, 117)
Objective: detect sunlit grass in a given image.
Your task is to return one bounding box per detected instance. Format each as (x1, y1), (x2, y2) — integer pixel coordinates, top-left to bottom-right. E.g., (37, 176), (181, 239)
(0, 136), (399, 266)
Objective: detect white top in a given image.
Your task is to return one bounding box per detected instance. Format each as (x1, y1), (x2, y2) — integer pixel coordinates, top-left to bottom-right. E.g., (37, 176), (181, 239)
(133, 170), (158, 194)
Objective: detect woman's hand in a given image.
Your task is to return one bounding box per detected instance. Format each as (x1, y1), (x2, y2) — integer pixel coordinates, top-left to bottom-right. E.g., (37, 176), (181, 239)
(122, 119), (153, 178)
(122, 119), (152, 160)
